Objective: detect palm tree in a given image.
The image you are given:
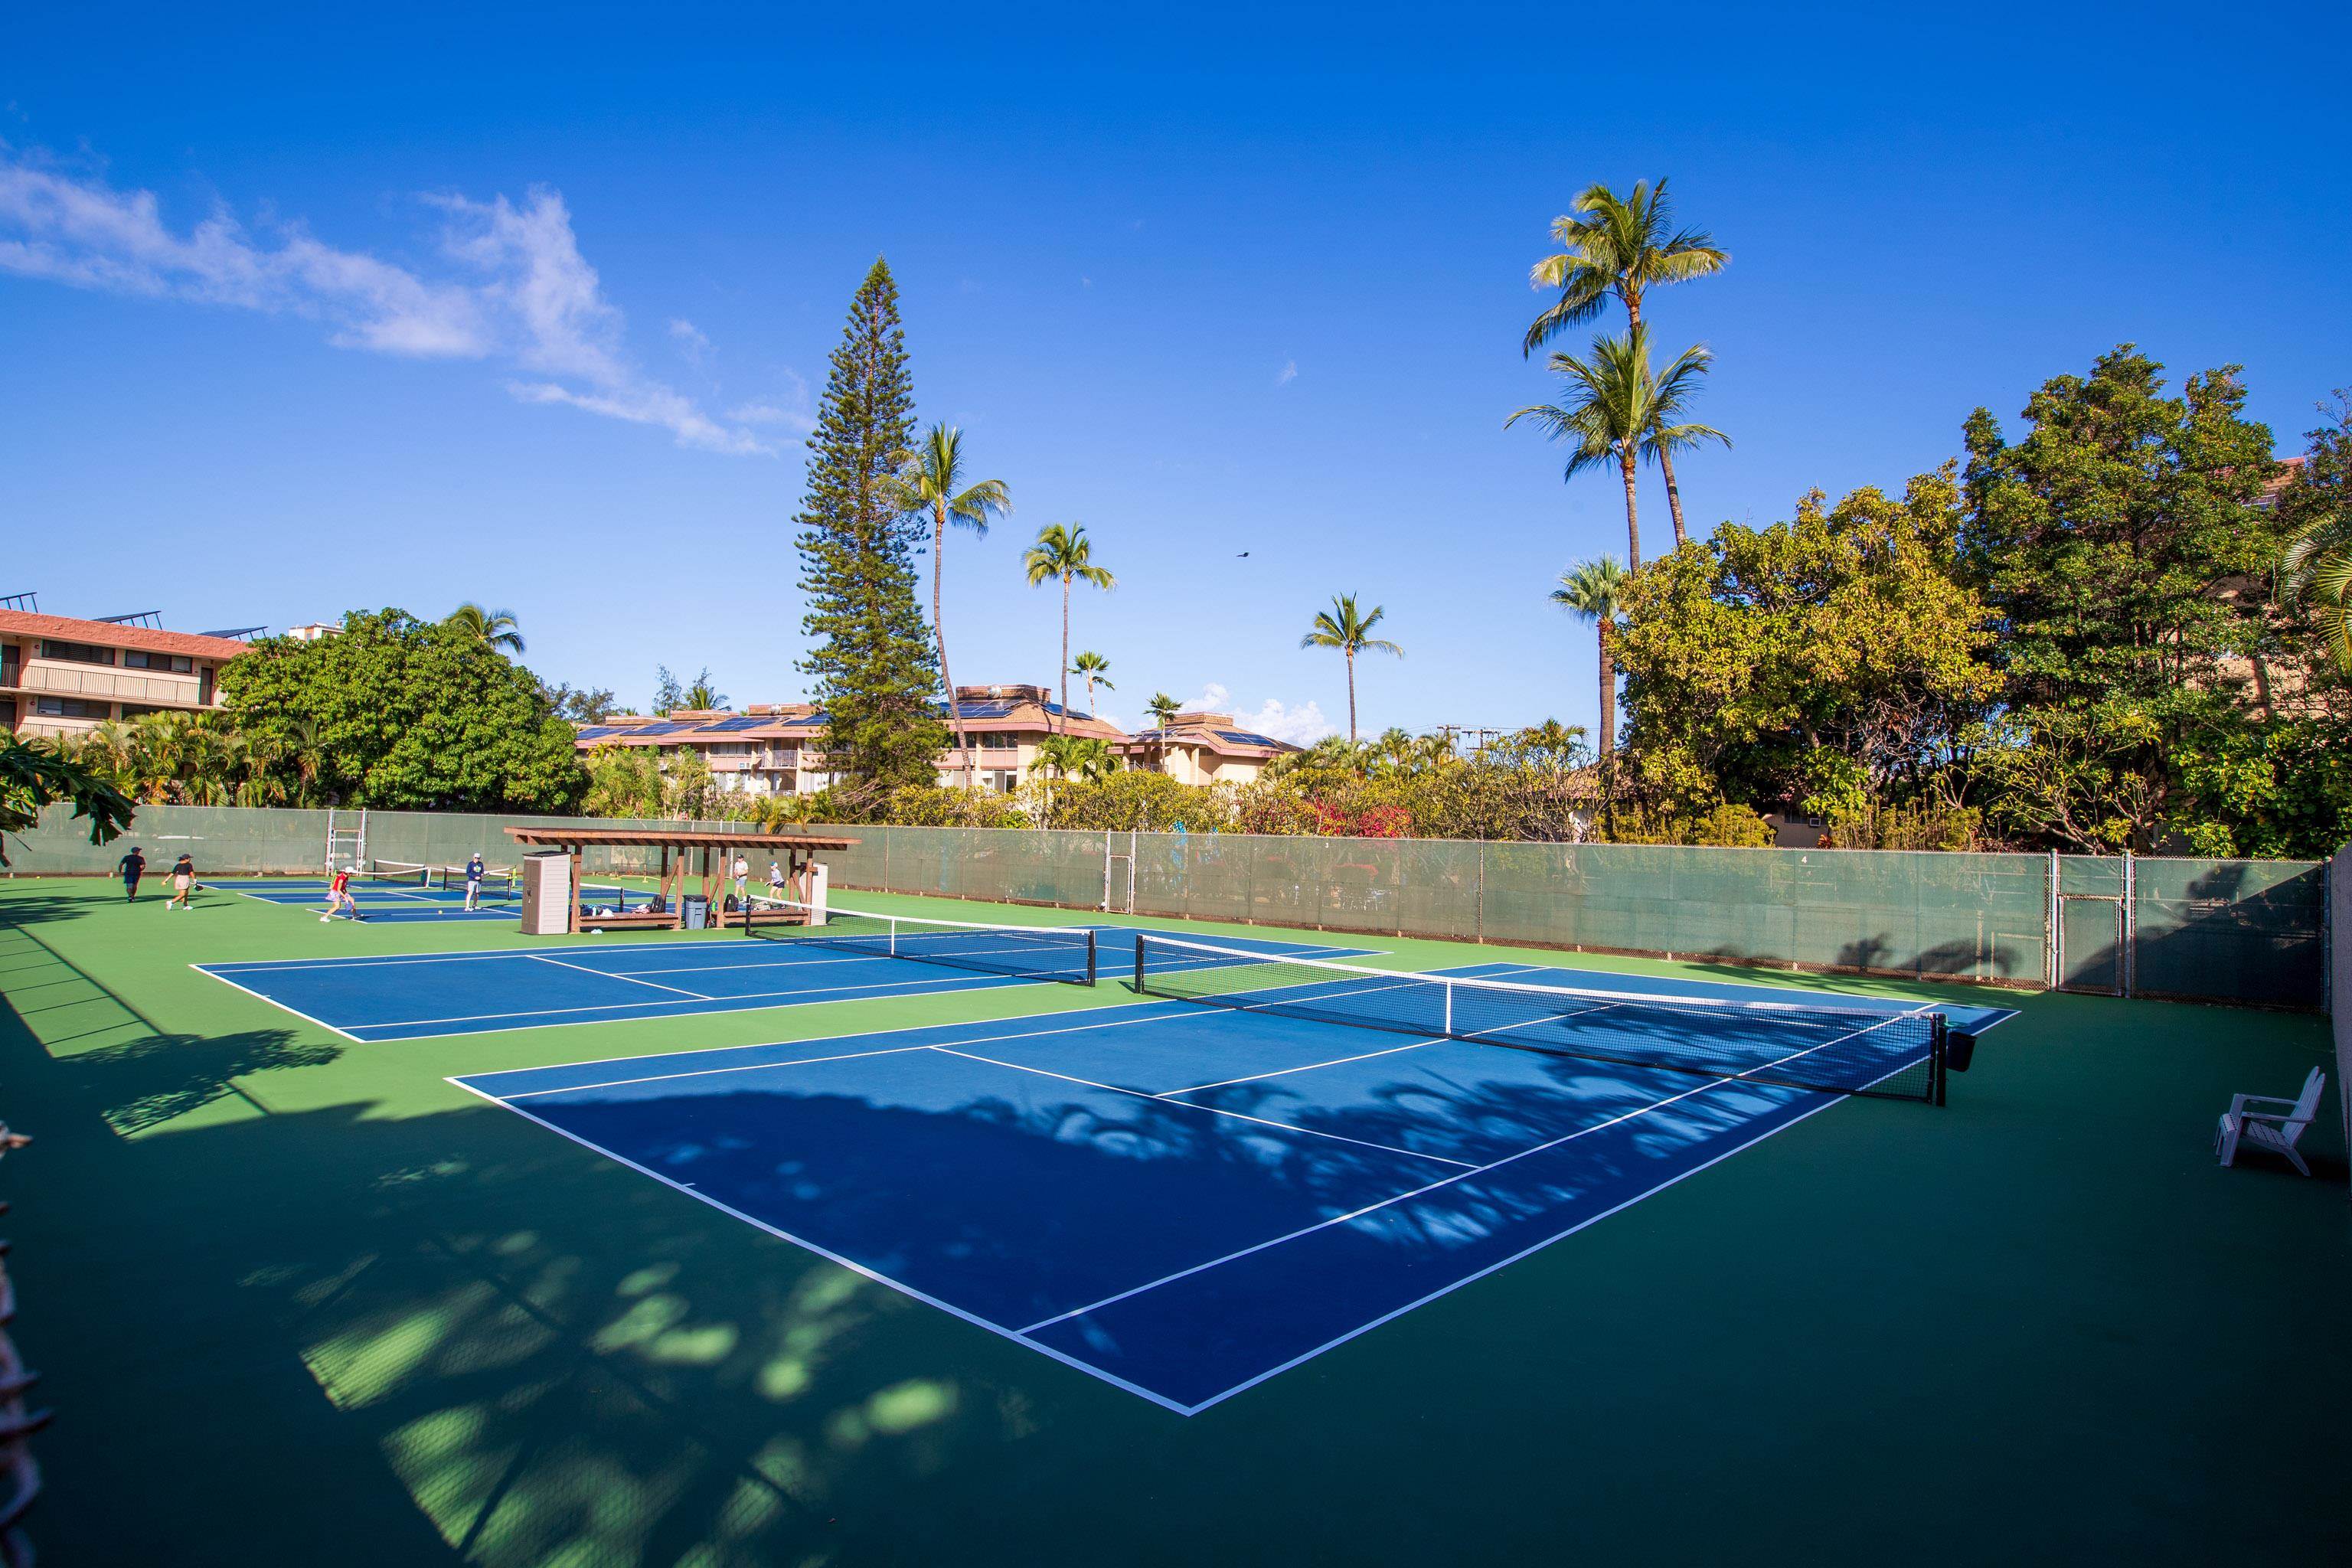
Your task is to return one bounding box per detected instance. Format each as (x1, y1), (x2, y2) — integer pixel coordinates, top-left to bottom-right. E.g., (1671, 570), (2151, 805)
(2285, 505), (2352, 668)
(888, 424), (1012, 786)
(1070, 651), (1114, 717)
(446, 603), (525, 655)
(1027, 733), (1119, 817)
(1525, 178), (1728, 542)
(1143, 691), (1181, 769)
(682, 675), (727, 711)
(1299, 593), (1402, 743)
(1552, 556), (1630, 833)
(1021, 524), (1116, 735)
(1507, 327), (1723, 565)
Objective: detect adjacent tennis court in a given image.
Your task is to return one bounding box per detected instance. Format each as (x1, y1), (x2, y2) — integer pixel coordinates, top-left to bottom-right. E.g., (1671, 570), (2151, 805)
(192, 919), (1378, 1041)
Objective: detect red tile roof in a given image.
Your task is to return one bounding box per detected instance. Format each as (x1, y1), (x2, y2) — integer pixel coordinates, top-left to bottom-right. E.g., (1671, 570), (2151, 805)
(0, 609), (255, 660)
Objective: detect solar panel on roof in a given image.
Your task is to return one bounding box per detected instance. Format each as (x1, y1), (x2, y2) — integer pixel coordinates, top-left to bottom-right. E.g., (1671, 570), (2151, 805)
(634, 721), (685, 736)
(575, 725), (616, 740)
(707, 715), (766, 731)
(1216, 730), (1284, 747)
(950, 699), (1017, 719)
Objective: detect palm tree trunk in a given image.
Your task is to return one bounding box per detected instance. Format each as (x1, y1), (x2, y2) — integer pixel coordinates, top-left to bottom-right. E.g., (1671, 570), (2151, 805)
(1597, 618), (1616, 839)
(1659, 449), (1688, 550)
(1059, 577), (1072, 737)
(1618, 449), (1642, 566)
(933, 514), (972, 789)
(1345, 650), (1357, 742)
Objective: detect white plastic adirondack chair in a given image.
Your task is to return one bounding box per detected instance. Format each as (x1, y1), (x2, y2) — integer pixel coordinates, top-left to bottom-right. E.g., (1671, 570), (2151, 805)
(2215, 1067), (2326, 1177)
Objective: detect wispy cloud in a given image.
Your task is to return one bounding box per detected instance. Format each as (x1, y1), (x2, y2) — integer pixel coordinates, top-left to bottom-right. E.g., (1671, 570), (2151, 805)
(1274, 359), (1298, 387)
(1179, 683), (1332, 746)
(727, 368), (815, 434)
(668, 317), (712, 364)
(0, 145), (774, 456)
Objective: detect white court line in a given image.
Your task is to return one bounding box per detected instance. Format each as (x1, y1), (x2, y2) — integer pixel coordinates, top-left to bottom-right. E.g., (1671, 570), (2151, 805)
(530, 953), (711, 1001)
(442, 1076), (1196, 1417)
(494, 1043), (943, 1100)
(929, 1046), (1475, 1171)
(188, 963), (365, 1044)
(342, 966), (1032, 1034)
(1016, 1008), (1916, 1338)
(1155, 1038), (1442, 1097)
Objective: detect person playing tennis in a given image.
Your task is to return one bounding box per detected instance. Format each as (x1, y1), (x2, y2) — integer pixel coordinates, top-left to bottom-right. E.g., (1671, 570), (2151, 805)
(732, 854), (750, 908)
(462, 851), (486, 911)
(116, 844), (145, 903)
(766, 858), (787, 900)
(167, 852), (197, 912)
(321, 864), (363, 923)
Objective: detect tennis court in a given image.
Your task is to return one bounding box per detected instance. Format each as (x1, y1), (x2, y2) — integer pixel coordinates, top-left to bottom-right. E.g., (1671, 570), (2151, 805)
(191, 918), (1377, 1042)
(200, 860), (639, 925)
(455, 953), (2014, 1411)
(1, 871), (2342, 1566)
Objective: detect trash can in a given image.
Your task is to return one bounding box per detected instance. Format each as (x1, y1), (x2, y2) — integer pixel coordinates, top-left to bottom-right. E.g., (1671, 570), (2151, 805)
(681, 894), (710, 930)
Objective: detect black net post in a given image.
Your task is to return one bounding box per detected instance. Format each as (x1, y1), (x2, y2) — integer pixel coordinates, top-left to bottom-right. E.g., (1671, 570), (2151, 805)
(1930, 1016), (1949, 1108)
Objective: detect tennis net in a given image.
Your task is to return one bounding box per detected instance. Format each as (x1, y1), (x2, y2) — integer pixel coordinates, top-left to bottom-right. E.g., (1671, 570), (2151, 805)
(364, 859), (515, 896)
(746, 896), (1096, 986)
(1132, 933), (1946, 1102)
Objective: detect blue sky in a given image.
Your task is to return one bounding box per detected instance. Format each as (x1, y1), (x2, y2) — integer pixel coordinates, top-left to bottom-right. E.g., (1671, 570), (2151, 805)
(5, 3), (2347, 743)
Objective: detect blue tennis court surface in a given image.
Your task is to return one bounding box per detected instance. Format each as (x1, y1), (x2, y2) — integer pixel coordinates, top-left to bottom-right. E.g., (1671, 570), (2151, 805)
(198, 874), (642, 925)
(455, 963), (2016, 1413)
(194, 928), (1378, 1041)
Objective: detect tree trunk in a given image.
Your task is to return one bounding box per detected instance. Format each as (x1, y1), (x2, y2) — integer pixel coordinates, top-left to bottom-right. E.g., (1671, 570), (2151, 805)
(1345, 650), (1357, 742)
(1659, 448), (1688, 550)
(933, 513), (972, 789)
(1618, 448), (1642, 566)
(1598, 617), (1616, 839)
(1059, 577), (1072, 737)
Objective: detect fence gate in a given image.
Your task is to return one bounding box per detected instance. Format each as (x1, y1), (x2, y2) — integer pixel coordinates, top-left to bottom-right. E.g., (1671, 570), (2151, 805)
(1102, 830), (1136, 913)
(2053, 851), (2134, 996)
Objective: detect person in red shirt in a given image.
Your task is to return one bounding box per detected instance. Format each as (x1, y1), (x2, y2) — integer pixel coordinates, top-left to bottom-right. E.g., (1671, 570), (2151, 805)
(321, 865), (364, 923)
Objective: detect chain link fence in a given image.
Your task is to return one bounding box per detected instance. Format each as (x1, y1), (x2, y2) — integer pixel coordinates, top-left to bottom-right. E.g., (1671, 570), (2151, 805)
(5, 806), (2325, 1010)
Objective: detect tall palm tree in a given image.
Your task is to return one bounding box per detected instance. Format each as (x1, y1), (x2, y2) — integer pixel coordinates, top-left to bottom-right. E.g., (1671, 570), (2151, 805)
(1299, 593), (1402, 743)
(1022, 524), (1116, 735)
(446, 603), (526, 655)
(1552, 556), (1630, 834)
(1069, 651), (1114, 717)
(1507, 327), (1723, 565)
(889, 423), (1012, 786)
(682, 675), (727, 711)
(1525, 178), (1728, 543)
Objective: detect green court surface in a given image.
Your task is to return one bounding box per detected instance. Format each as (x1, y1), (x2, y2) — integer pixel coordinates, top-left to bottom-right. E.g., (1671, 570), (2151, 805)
(2, 874), (2345, 1565)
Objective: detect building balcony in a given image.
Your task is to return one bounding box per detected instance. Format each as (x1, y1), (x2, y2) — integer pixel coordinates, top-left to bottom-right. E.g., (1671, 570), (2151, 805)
(15, 662), (211, 708)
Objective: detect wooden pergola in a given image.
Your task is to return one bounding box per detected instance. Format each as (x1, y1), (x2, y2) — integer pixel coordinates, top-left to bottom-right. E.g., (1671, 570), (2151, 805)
(501, 826), (860, 935)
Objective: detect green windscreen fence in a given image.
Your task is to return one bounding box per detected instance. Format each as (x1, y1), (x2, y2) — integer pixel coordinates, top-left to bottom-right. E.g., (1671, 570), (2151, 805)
(4, 806), (2325, 1010)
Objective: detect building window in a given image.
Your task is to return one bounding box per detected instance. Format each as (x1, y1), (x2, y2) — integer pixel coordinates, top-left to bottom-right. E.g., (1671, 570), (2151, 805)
(121, 651), (195, 673)
(32, 697), (102, 718)
(116, 704), (174, 718)
(36, 640), (115, 666)
(978, 733), (1018, 750)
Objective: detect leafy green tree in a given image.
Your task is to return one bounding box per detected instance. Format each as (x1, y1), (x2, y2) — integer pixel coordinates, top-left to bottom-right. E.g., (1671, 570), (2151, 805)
(1524, 178), (1730, 542)
(583, 745), (663, 818)
(682, 674), (727, 710)
(1551, 555), (1629, 831)
(795, 259), (949, 788)
(1962, 346), (2281, 848)
(887, 423), (1012, 786)
(446, 603), (525, 655)
(1, 732), (136, 867)
(1614, 471), (2001, 822)
(218, 609), (586, 811)
(1021, 524), (1116, 734)
(1070, 651), (1114, 716)
(1508, 327), (1723, 564)
(1299, 593), (1401, 742)
(537, 681), (619, 724)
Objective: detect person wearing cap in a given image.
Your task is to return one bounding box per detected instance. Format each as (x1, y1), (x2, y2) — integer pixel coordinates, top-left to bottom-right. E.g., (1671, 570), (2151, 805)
(116, 845), (146, 902)
(166, 851), (197, 912)
(462, 851), (486, 911)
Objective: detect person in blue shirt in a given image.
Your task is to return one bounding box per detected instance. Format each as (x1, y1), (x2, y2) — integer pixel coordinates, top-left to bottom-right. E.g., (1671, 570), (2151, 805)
(462, 852), (486, 911)
(116, 845), (145, 901)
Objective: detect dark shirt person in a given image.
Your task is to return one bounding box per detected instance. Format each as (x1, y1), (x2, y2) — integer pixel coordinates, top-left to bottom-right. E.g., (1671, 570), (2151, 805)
(117, 847), (145, 901)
